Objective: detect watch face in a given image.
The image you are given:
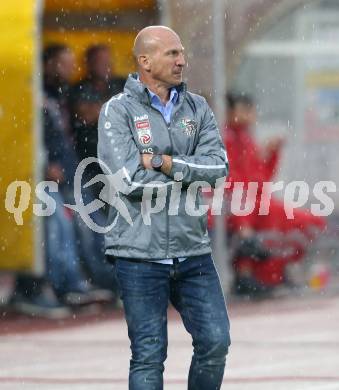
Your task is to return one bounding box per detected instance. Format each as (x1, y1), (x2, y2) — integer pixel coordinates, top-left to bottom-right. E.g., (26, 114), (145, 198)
(151, 154), (163, 169)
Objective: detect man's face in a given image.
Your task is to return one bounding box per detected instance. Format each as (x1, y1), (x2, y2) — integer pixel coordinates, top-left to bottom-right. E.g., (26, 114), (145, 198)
(55, 49), (76, 83)
(147, 33), (185, 87)
(89, 49), (112, 80)
(230, 103), (256, 127)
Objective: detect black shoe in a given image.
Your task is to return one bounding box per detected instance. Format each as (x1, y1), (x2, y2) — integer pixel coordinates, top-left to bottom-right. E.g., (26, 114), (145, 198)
(60, 287), (113, 306)
(10, 292), (71, 319)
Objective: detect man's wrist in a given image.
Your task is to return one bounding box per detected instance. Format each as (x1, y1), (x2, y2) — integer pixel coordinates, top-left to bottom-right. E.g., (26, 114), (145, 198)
(160, 155), (172, 175)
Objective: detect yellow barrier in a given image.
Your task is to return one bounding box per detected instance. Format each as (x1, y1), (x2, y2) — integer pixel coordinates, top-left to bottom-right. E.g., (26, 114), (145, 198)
(0, 0), (36, 270)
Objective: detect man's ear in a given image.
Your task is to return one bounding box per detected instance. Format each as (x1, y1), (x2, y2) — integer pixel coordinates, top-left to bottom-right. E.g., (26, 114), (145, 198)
(138, 54), (151, 72)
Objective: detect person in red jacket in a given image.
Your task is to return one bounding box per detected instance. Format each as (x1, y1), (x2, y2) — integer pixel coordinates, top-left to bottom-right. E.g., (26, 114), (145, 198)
(223, 92), (326, 295)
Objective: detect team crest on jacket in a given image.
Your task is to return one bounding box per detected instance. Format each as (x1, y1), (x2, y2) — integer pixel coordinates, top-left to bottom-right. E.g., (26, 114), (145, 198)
(134, 114), (152, 145)
(180, 118), (197, 136)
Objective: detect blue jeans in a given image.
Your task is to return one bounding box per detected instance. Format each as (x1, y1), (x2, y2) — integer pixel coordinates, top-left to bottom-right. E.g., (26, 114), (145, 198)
(45, 191), (86, 296)
(115, 254), (231, 390)
(68, 182), (118, 292)
(74, 212), (118, 291)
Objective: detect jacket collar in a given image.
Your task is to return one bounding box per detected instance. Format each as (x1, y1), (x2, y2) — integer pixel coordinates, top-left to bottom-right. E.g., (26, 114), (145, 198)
(124, 72), (187, 106)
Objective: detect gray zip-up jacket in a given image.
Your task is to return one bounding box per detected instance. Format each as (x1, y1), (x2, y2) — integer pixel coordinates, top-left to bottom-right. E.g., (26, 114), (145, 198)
(97, 73), (228, 260)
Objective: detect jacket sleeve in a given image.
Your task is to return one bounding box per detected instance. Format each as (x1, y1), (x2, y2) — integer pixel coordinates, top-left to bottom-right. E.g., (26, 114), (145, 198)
(168, 99), (229, 187)
(97, 98), (174, 199)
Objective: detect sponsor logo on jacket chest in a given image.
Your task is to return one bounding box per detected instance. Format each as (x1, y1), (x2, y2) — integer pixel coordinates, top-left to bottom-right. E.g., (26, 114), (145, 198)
(134, 114), (152, 145)
(180, 118), (197, 136)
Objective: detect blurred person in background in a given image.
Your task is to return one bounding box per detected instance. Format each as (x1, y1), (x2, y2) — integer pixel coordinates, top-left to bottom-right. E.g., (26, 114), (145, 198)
(9, 44), (114, 318)
(8, 44), (82, 318)
(222, 92), (326, 297)
(63, 45), (124, 296)
(43, 44), (109, 306)
(71, 44), (125, 200)
(44, 43), (120, 304)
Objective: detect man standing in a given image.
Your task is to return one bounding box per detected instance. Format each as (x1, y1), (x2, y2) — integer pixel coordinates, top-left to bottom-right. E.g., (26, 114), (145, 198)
(98, 26), (230, 390)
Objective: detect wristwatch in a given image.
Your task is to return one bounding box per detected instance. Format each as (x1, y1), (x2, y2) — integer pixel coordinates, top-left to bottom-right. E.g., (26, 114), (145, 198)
(151, 154), (164, 171)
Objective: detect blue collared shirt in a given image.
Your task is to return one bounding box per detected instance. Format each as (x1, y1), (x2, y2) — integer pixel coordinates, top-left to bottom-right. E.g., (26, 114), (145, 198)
(148, 88), (179, 124)
(137, 74), (179, 124)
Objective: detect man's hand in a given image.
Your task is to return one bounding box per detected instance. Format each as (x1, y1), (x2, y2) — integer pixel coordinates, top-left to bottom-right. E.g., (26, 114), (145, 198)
(140, 153), (172, 175)
(161, 155), (172, 175)
(141, 154), (153, 169)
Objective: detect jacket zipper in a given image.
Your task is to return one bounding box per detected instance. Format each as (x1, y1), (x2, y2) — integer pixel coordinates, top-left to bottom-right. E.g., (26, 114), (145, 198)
(149, 98), (183, 258)
(148, 107), (173, 258)
(166, 122), (174, 258)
